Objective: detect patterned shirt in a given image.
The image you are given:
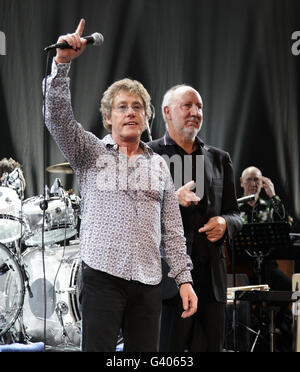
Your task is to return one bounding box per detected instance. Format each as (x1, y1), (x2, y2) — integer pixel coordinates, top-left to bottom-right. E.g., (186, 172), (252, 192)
(44, 59), (193, 286)
(239, 195), (293, 225)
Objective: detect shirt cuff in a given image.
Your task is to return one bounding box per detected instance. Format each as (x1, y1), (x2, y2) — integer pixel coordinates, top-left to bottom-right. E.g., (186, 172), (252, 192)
(51, 57), (71, 78)
(174, 270), (193, 287)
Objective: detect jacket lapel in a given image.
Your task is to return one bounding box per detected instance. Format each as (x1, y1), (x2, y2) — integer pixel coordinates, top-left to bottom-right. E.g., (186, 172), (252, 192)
(202, 145), (213, 202)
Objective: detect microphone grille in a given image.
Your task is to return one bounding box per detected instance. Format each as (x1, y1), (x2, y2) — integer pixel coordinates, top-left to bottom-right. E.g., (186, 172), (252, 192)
(92, 32), (104, 46)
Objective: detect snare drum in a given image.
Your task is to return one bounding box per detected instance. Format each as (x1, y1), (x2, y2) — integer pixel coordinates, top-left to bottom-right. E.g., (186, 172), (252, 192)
(22, 244), (81, 347)
(22, 195), (78, 246)
(0, 186), (23, 244)
(0, 242), (24, 336)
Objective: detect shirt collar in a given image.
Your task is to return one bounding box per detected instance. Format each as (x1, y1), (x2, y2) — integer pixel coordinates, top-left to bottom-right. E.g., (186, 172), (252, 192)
(163, 131), (205, 149)
(103, 134), (154, 156)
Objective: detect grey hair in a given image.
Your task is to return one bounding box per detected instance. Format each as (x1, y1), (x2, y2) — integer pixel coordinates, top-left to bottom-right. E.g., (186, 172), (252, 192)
(161, 84), (196, 127)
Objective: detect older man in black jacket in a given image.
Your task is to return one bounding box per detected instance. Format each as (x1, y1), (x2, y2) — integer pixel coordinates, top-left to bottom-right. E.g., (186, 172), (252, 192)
(148, 85), (242, 352)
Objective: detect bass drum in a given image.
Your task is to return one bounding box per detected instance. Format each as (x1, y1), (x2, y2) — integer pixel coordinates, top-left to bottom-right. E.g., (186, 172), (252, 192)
(0, 242), (24, 337)
(22, 244), (82, 348)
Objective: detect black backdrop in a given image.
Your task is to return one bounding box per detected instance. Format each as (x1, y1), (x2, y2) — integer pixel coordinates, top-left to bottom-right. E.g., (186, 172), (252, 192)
(0, 0), (299, 230)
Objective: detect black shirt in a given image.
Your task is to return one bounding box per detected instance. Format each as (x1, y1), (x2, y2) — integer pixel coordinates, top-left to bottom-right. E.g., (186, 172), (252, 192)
(163, 132), (210, 257)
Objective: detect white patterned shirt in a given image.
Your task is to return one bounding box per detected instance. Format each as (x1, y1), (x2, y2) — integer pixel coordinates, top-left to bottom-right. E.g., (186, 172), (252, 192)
(44, 59), (193, 286)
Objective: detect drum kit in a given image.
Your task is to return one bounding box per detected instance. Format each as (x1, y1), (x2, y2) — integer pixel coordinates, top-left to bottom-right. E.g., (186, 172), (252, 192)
(0, 163), (82, 351)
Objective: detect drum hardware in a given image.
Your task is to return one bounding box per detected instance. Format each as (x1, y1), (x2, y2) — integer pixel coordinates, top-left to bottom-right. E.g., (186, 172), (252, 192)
(56, 301), (69, 317)
(22, 195), (78, 247)
(21, 179), (80, 247)
(54, 300), (80, 349)
(66, 287), (76, 295)
(0, 173), (81, 347)
(50, 178), (65, 198)
(68, 239), (80, 246)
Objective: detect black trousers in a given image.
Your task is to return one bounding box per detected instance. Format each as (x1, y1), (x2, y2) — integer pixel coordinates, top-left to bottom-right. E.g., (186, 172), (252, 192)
(81, 262), (162, 352)
(160, 257), (225, 352)
(160, 294), (225, 352)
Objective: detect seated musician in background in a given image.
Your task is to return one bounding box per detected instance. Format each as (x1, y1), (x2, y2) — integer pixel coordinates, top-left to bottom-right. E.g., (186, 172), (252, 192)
(239, 166), (293, 227)
(0, 157), (27, 252)
(0, 157), (26, 192)
(239, 166), (294, 350)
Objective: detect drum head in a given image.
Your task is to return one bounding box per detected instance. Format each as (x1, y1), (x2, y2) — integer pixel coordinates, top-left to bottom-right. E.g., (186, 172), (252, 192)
(0, 186), (23, 244)
(0, 242), (24, 336)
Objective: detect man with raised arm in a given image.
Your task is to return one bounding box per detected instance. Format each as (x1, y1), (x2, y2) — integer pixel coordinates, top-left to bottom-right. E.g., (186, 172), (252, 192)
(44, 19), (197, 352)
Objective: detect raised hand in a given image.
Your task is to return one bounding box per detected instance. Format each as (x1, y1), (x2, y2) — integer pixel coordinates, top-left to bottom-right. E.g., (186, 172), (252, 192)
(261, 176), (275, 198)
(55, 18), (87, 64)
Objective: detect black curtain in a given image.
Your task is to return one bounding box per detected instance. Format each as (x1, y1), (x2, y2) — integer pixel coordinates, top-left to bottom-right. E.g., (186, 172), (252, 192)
(0, 0), (299, 229)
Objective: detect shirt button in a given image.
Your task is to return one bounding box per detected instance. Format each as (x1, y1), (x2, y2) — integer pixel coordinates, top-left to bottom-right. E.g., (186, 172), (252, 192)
(136, 242), (139, 246)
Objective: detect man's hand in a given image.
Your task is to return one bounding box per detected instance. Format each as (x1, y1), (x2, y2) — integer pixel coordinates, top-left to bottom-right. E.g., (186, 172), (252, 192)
(198, 216), (227, 242)
(261, 176), (275, 198)
(179, 283), (198, 318)
(176, 180), (201, 207)
(55, 18), (87, 64)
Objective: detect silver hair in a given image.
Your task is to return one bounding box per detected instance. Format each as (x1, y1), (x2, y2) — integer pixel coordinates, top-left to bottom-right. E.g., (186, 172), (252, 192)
(161, 84), (197, 127)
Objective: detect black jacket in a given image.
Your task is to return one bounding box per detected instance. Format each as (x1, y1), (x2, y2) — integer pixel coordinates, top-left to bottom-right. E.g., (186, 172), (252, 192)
(147, 134), (243, 303)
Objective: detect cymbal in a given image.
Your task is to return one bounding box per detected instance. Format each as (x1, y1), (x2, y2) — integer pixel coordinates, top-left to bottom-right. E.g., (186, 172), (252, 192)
(46, 162), (74, 174)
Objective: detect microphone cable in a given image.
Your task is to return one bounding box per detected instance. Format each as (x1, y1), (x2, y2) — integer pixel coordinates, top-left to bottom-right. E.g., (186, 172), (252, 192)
(150, 104), (155, 132)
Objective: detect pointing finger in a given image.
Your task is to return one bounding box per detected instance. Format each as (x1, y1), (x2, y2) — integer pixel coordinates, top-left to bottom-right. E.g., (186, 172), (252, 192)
(184, 180), (196, 191)
(75, 18), (85, 36)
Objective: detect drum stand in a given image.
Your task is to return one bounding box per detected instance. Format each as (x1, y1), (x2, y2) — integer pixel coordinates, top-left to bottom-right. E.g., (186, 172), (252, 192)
(13, 240), (34, 343)
(40, 300), (81, 352)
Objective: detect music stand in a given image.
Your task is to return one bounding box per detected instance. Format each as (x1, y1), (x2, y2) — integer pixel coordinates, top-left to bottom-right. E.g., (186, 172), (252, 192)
(229, 222), (291, 284)
(227, 222), (291, 351)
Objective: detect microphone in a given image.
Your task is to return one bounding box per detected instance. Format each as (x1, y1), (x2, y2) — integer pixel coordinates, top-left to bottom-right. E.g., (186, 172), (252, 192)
(237, 194), (256, 204)
(44, 32), (104, 51)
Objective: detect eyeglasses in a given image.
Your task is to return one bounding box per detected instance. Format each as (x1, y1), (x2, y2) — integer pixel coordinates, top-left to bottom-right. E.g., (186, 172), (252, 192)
(113, 104), (145, 114)
(244, 177), (261, 184)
